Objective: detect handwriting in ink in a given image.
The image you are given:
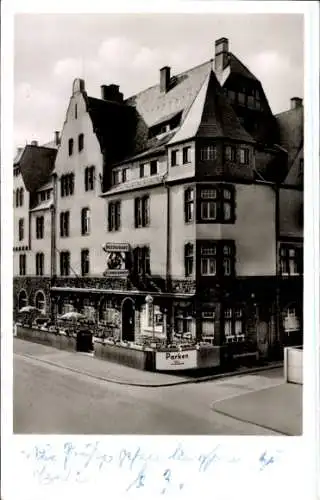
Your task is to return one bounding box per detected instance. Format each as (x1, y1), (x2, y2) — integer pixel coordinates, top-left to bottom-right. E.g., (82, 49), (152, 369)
(161, 468), (172, 495)
(126, 465), (147, 492)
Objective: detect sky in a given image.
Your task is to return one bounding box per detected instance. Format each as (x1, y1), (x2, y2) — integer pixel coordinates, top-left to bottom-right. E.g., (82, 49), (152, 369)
(14, 13), (304, 149)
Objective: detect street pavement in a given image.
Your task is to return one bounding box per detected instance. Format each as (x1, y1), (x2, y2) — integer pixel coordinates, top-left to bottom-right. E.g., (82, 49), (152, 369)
(13, 338), (301, 435)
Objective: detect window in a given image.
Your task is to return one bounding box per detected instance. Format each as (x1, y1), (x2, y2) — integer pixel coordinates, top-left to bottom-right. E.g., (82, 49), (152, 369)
(199, 186), (234, 223)
(36, 253), (44, 276)
(171, 150), (178, 166)
(175, 308), (192, 335)
(201, 311), (215, 340)
(78, 133), (84, 152)
(68, 138), (74, 156)
(133, 246), (150, 275)
(81, 249), (90, 276)
(239, 148), (249, 165)
(35, 291), (45, 312)
(283, 306), (300, 333)
(224, 308), (244, 342)
(75, 104), (78, 119)
(18, 290), (27, 310)
(279, 245), (302, 276)
(19, 254), (26, 276)
(224, 145), (236, 162)
(182, 146), (191, 164)
(201, 244), (217, 276)
(60, 211), (70, 237)
(122, 168), (128, 183)
(81, 207), (90, 235)
(150, 160), (158, 176)
(108, 201), (121, 231)
(18, 218), (24, 241)
(60, 251), (70, 276)
(84, 166), (95, 191)
(200, 145), (217, 161)
(134, 196), (150, 228)
(227, 90), (236, 102)
(200, 189), (217, 220)
(60, 173), (74, 197)
(184, 188), (194, 223)
(200, 241), (235, 277)
(36, 216), (44, 239)
(112, 170), (121, 185)
(16, 188), (24, 207)
(184, 243), (194, 277)
(238, 92), (246, 105)
(139, 164), (145, 178)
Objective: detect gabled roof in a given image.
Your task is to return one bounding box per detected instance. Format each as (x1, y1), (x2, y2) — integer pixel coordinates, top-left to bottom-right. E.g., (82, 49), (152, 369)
(228, 52), (258, 81)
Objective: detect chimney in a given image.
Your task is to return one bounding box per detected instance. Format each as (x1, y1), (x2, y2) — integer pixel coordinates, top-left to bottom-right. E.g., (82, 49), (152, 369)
(31, 140), (38, 146)
(100, 84), (124, 103)
(160, 66), (171, 93)
(290, 97), (303, 109)
(54, 131), (60, 146)
(215, 37), (229, 75)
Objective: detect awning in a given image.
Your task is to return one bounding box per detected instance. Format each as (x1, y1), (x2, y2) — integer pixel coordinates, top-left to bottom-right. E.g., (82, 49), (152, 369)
(50, 286), (195, 300)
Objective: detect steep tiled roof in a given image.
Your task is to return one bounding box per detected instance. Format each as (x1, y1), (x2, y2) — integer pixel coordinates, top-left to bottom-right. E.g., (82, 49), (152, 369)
(228, 52), (258, 81)
(86, 96), (136, 163)
(276, 105), (303, 168)
(196, 71), (254, 142)
(18, 145), (57, 192)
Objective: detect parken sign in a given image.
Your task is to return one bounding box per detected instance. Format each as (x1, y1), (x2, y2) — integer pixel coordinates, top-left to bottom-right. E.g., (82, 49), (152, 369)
(155, 350), (197, 370)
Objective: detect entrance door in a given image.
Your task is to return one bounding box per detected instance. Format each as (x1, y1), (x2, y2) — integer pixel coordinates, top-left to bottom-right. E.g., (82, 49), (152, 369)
(121, 298), (135, 342)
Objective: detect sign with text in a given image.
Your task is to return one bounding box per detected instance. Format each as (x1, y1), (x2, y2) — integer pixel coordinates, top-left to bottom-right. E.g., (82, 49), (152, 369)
(156, 349), (197, 370)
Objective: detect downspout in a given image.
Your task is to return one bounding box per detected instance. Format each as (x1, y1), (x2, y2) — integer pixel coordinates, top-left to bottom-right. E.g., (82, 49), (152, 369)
(162, 171), (173, 345)
(50, 173), (57, 321)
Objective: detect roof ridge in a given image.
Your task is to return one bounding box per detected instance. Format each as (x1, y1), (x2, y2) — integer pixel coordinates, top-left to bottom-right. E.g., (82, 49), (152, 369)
(125, 59), (212, 102)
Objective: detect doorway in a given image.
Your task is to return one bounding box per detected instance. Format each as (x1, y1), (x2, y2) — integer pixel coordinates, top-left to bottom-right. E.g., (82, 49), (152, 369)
(121, 298), (135, 342)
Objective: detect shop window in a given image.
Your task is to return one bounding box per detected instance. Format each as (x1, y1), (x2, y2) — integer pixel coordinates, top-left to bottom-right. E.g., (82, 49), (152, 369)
(200, 145), (217, 161)
(134, 196), (150, 228)
(81, 249), (90, 276)
(60, 251), (70, 276)
(99, 299), (117, 324)
(279, 245), (302, 275)
(182, 146), (191, 164)
(108, 201), (121, 232)
(35, 291), (45, 312)
(175, 309), (192, 336)
(201, 311), (215, 342)
(184, 187), (194, 223)
(81, 207), (90, 235)
(283, 307), (300, 333)
(184, 243), (194, 277)
(36, 252), (44, 276)
(84, 166), (95, 191)
(224, 308), (244, 342)
(60, 211), (70, 237)
(36, 216), (44, 239)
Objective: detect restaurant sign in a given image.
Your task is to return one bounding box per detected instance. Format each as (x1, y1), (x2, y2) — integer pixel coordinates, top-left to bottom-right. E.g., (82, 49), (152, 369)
(155, 349), (197, 371)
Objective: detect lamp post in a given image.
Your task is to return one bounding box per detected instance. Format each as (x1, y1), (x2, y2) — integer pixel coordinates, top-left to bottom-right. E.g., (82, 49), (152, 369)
(145, 295), (154, 341)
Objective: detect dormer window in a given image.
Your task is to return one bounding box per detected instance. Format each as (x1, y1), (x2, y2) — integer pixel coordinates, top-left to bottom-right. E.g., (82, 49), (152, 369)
(148, 111), (182, 138)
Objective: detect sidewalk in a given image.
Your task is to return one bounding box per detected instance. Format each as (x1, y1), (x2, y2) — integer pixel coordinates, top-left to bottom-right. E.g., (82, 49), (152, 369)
(212, 382), (302, 435)
(14, 338), (283, 387)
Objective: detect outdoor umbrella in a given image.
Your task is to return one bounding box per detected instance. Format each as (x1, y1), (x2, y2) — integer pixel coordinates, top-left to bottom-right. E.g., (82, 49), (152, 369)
(18, 306), (42, 314)
(59, 312), (86, 321)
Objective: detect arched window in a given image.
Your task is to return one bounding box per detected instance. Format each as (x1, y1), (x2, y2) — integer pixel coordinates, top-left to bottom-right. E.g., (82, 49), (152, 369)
(18, 290), (27, 310)
(35, 291), (46, 313)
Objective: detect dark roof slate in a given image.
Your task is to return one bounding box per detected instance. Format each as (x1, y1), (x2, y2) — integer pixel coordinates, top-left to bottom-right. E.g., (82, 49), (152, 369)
(19, 145), (57, 192)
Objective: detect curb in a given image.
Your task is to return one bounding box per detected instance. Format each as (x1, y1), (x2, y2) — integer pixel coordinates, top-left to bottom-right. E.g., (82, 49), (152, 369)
(16, 352), (283, 388)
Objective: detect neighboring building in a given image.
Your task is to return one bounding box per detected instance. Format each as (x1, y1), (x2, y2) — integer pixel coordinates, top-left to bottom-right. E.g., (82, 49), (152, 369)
(13, 37), (303, 363)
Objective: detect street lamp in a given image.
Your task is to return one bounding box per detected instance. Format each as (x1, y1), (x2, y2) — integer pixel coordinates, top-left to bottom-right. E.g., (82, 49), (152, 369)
(145, 294), (155, 341)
